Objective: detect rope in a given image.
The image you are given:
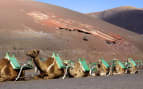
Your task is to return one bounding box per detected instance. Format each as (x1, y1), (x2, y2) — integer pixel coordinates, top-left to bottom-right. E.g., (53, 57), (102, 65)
(47, 60), (55, 72)
(79, 62), (85, 72)
(62, 66), (69, 79)
(34, 67), (39, 74)
(89, 65), (96, 76)
(15, 64), (27, 81)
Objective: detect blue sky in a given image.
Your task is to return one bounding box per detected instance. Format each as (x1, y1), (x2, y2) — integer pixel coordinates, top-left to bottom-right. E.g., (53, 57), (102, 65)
(36, 0), (143, 13)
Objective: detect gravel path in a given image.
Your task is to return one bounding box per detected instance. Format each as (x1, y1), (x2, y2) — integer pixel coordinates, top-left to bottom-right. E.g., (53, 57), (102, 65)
(0, 70), (143, 89)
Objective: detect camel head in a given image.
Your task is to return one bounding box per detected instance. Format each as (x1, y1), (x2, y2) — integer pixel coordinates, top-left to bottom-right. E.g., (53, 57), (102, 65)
(96, 59), (111, 76)
(111, 59), (126, 75)
(26, 49), (40, 58)
(69, 62), (88, 78)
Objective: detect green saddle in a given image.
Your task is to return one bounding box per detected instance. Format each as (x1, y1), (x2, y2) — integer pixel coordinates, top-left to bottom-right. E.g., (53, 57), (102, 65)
(113, 59), (126, 69)
(5, 53), (33, 70)
(52, 52), (65, 69)
(118, 60), (126, 69)
(128, 58), (136, 67)
(5, 53), (21, 69)
(100, 59), (110, 68)
(79, 58), (90, 72)
(89, 63), (97, 72)
(135, 60), (143, 66)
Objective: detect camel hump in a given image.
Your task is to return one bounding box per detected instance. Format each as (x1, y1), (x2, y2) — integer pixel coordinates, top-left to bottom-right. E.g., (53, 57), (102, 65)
(45, 57), (55, 66)
(52, 53), (65, 69)
(0, 58), (10, 64)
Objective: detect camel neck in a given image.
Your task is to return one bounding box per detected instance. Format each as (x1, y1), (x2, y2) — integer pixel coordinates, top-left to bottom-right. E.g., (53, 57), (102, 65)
(33, 56), (44, 73)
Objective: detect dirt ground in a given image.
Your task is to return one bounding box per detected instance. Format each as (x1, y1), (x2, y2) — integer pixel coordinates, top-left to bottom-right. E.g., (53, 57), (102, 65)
(0, 70), (143, 89)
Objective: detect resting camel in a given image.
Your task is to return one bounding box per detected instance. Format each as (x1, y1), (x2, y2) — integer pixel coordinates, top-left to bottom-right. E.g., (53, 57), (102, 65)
(111, 59), (126, 75)
(0, 58), (25, 82)
(26, 49), (65, 79)
(126, 58), (138, 74)
(68, 62), (89, 78)
(95, 60), (110, 76)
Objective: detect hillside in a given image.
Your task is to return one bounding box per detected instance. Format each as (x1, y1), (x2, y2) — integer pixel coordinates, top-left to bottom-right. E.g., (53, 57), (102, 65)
(0, 1), (143, 61)
(88, 6), (143, 34)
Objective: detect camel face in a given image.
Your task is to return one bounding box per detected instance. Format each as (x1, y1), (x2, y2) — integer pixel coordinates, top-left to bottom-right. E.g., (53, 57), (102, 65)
(97, 59), (111, 76)
(26, 49), (40, 58)
(96, 63), (109, 76)
(113, 65), (125, 75)
(127, 66), (138, 74)
(69, 62), (88, 78)
(126, 59), (138, 74)
(111, 60), (126, 75)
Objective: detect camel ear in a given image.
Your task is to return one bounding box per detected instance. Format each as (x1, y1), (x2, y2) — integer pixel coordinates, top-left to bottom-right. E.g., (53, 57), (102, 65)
(37, 49), (40, 54)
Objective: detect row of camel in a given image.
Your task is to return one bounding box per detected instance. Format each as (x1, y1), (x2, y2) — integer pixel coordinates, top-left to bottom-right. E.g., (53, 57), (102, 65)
(0, 49), (138, 82)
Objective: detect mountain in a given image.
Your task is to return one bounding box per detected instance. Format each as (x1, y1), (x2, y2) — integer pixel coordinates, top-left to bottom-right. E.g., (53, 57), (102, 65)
(0, 1), (143, 61)
(88, 6), (143, 34)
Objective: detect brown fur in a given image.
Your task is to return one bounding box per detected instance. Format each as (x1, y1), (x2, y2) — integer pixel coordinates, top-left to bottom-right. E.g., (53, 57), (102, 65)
(26, 49), (64, 79)
(127, 66), (138, 74)
(95, 61), (110, 76)
(0, 58), (24, 82)
(68, 62), (89, 78)
(112, 64), (125, 75)
(126, 59), (138, 74)
(111, 60), (126, 75)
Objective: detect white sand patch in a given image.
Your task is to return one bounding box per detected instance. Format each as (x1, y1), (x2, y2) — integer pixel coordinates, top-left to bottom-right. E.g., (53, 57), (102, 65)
(16, 25), (55, 39)
(27, 11), (49, 21)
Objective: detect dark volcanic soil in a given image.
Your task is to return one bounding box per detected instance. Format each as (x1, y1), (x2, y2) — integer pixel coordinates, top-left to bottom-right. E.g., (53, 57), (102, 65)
(0, 70), (143, 89)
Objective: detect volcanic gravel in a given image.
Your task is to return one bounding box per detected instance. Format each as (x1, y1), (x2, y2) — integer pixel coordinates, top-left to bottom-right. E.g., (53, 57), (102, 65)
(0, 70), (143, 89)
(0, 0), (143, 61)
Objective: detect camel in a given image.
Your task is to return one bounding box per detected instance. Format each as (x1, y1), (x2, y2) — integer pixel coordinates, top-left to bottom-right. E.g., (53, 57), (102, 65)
(26, 49), (65, 79)
(68, 62), (89, 78)
(0, 58), (25, 82)
(111, 59), (126, 75)
(63, 59), (90, 78)
(84, 59), (111, 77)
(126, 58), (138, 74)
(95, 59), (110, 76)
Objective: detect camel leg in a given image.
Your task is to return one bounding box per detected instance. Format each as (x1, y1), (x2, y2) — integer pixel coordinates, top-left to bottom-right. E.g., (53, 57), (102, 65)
(0, 78), (6, 82)
(128, 67), (137, 74)
(33, 75), (42, 80)
(62, 66), (69, 79)
(44, 74), (55, 79)
(33, 72), (46, 80)
(108, 67), (113, 76)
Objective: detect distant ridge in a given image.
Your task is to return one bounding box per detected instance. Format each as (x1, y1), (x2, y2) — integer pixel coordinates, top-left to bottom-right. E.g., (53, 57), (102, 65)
(88, 6), (143, 34)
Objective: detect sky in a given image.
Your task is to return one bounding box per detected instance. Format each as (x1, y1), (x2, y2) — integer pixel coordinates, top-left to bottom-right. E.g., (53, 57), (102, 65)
(36, 0), (143, 13)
